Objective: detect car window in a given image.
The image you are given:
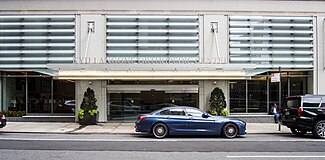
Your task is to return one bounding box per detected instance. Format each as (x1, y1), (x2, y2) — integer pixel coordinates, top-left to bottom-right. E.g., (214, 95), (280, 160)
(303, 97), (322, 107)
(285, 97), (301, 109)
(185, 108), (203, 117)
(160, 109), (170, 115)
(169, 108), (185, 116)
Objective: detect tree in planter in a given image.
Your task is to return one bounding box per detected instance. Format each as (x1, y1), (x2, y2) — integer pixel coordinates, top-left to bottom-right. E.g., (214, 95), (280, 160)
(78, 87), (98, 125)
(208, 87), (229, 116)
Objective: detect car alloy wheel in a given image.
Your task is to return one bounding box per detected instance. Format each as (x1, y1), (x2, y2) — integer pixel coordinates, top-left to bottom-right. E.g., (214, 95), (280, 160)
(152, 123), (168, 139)
(290, 128), (307, 136)
(222, 123), (238, 138)
(313, 120), (325, 139)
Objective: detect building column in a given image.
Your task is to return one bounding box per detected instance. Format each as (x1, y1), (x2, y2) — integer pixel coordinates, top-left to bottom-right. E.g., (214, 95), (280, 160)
(75, 80), (107, 122)
(199, 80), (229, 112)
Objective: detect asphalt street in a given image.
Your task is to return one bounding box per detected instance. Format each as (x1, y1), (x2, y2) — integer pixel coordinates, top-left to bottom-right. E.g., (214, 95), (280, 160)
(0, 133), (324, 160)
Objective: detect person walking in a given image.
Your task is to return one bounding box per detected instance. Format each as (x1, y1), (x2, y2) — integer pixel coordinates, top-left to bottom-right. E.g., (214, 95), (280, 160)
(272, 103), (280, 123)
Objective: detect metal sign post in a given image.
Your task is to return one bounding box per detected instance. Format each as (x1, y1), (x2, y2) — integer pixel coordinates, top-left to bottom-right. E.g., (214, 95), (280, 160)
(278, 67), (281, 131)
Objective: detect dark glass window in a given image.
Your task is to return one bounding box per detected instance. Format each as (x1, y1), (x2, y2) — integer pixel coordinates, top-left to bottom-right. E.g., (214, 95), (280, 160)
(170, 108), (185, 116)
(160, 109), (170, 115)
(108, 90), (198, 120)
(284, 97), (301, 109)
(230, 81), (246, 113)
(248, 80), (267, 113)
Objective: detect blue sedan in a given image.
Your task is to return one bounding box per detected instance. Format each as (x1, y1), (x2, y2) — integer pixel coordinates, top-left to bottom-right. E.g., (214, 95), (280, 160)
(135, 106), (246, 138)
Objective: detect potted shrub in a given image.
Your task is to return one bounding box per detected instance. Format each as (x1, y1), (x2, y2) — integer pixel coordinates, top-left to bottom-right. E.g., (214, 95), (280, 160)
(208, 87), (229, 116)
(78, 87), (98, 125)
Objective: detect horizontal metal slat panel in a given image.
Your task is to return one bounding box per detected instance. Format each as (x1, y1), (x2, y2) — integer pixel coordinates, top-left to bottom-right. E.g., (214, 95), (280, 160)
(0, 43), (75, 47)
(230, 22), (313, 28)
(0, 29), (75, 33)
(229, 16), (313, 21)
(107, 15), (198, 19)
(230, 43), (313, 48)
(107, 50), (199, 54)
(0, 15), (75, 19)
(230, 50), (313, 55)
(0, 36), (75, 40)
(0, 50), (74, 54)
(229, 37), (313, 41)
(107, 15), (199, 59)
(229, 15), (314, 69)
(0, 14), (76, 68)
(107, 43), (198, 47)
(107, 22), (198, 26)
(107, 29), (198, 33)
(107, 36), (199, 40)
(229, 29), (313, 34)
(0, 22), (75, 26)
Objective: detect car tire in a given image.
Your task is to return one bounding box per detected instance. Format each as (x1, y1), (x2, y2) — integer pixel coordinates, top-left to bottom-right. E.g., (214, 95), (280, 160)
(152, 123), (168, 139)
(222, 123), (238, 138)
(312, 120), (325, 139)
(290, 128), (307, 136)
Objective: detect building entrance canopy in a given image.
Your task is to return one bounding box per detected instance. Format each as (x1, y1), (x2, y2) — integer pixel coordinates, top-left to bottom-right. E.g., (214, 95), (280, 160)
(46, 63), (261, 80)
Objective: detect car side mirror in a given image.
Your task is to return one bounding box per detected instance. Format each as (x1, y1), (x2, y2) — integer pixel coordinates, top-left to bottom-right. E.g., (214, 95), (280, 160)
(202, 113), (210, 118)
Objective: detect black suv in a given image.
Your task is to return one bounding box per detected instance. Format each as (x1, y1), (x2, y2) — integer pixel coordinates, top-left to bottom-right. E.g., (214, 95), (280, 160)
(281, 95), (325, 138)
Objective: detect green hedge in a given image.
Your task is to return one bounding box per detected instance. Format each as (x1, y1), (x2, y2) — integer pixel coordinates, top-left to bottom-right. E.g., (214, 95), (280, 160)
(1, 110), (26, 117)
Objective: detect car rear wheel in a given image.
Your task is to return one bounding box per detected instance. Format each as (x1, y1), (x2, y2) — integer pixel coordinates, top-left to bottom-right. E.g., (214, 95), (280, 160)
(312, 120), (325, 139)
(290, 128), (307, 136)
(222, 123), (238, 138)
(152, 123), (168, 139)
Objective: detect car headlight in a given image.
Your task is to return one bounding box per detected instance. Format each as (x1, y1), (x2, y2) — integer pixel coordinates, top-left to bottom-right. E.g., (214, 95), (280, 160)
(237, 120), (246, 126)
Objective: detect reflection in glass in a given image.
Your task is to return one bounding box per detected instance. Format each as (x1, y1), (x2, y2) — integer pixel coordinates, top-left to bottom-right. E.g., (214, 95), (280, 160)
(229, 81), (246, 113)
(108, 91), (198, 120)
(248, 80), (267, 113)
(2, 77), (26, 112)
(53, 80), (75, 114)
(28, 77), (52, 113)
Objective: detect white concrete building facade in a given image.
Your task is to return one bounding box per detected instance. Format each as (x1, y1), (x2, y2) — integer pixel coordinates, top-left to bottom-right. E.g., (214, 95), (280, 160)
(0, 0), (324, 122)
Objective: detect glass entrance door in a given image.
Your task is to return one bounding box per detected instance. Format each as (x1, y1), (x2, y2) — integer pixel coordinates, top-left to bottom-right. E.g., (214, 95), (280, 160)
(107, 87), (199, 120)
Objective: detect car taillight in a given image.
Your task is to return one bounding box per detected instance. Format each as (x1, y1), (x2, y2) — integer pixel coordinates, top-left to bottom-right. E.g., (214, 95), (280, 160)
(297, 107), (303, 118)
(138, 116), (147, 121)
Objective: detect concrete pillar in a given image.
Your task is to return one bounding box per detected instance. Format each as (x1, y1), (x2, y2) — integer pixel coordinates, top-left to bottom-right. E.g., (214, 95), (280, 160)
(75, 80), (107, 122)
(199, 80), (229, 112)
(74, 14), (107, 122)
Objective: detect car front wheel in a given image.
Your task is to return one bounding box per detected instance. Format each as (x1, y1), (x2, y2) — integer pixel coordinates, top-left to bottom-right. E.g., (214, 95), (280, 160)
(313, 120), (325, 139)
(152, 123), (168, 139)
(222, 123), (238, 138)
(290, 128), (307, 136)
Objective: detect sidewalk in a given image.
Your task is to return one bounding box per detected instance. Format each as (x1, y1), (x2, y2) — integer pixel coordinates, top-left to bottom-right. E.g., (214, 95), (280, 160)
(0, 122), (291, 134)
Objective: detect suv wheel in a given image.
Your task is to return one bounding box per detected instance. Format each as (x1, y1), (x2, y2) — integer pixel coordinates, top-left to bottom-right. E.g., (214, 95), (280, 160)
(312, 120), (325, 139)
(290, 128), (307, 136)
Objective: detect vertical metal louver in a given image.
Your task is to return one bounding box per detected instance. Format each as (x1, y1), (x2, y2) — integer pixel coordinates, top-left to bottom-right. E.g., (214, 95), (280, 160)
(229, 16), (314, 69)
(106, 15), (199, 62)
(0, 15), (75, 68)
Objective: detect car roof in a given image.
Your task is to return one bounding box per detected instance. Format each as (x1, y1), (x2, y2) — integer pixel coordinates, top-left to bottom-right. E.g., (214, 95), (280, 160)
(153, 106), (198, 113)
(287, 95), (325, 99)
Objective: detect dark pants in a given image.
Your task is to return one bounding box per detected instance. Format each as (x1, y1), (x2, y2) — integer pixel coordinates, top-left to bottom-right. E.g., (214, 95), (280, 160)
(274, 113), (280, 123)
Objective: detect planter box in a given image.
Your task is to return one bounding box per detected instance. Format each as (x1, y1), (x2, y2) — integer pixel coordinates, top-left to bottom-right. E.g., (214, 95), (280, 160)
(79, 112), (98, 125)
